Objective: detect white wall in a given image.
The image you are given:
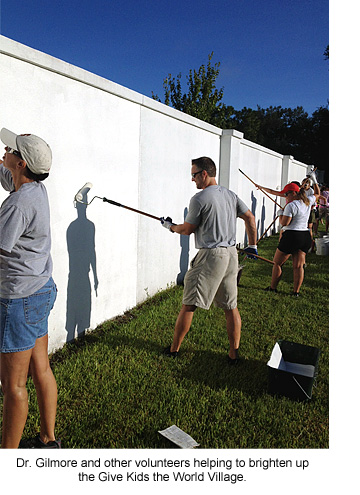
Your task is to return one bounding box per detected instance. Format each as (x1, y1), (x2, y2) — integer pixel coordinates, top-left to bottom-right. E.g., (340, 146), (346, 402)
(0, 36), (311, 352)
(220, 130), (285, 244)
(136, 104), (221, 300)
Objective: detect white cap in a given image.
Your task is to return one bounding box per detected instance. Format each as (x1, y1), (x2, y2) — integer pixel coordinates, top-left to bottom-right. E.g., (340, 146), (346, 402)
(0, 128), (52, 174)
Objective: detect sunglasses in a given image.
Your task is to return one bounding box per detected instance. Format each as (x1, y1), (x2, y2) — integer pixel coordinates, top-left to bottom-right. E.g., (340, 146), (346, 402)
(5, 146), (23, 158)
(191, 170), (203, 178)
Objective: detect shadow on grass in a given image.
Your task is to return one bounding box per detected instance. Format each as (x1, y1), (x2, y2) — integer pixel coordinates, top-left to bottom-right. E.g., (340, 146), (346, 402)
(51, 326), (269, 400)
(178, 349), (268, 397)
(102, 330), (269, 399)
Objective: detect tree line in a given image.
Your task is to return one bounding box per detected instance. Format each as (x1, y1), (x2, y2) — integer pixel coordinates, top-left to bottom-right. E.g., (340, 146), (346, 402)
(152, 52), (329, 182)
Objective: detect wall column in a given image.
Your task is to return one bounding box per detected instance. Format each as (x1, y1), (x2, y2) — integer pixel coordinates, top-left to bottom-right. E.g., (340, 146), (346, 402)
(219, 129), (244, 190)
(282, 155), (294, 189)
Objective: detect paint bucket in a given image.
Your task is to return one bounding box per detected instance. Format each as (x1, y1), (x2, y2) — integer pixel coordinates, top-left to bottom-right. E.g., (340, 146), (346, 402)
(267, 340), (320, 401)
(315, 236), (329, 255)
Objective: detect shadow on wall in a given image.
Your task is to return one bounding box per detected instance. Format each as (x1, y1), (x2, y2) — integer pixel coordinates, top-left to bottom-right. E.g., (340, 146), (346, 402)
(176, 207), (189, 286)
(243, 192), (273, 246)
(260, 198), (266, 236)
(251, 192), (266, 240)
(242, 191), (258, 247)
(272, 202), (278, 235)
(66, 193), (98, 342)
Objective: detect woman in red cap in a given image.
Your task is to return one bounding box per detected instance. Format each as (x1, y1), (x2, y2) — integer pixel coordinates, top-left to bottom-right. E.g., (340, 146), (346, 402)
(266, 177), (320, 296)
(256, 173), (320, 246)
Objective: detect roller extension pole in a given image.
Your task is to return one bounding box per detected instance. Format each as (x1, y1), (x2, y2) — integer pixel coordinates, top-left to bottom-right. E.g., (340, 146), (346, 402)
(74, 182), (162, 221)
(102, 198), (161, 221)
(257, 215), (280, 243)
(236, 247), (274, 265)
(238, 169), (283, 208)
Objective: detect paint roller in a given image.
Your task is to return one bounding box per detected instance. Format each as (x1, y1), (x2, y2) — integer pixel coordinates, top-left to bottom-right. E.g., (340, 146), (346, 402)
(74, 182), (162, 221)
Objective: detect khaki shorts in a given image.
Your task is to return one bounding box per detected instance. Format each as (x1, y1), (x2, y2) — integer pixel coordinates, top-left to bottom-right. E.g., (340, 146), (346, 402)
(182, 246), (238, 310)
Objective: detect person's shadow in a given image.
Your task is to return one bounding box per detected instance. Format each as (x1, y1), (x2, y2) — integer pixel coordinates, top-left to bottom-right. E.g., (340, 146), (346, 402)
(260, 197), (266, 237)
(176, 207), (190, 285)
(65, 192), (98, 341)
(243, 191), (258, 246)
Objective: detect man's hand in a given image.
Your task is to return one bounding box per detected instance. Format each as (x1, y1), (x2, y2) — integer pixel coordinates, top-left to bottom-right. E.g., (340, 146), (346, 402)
(244, 245), (258, 259)
(160, 216), (175, 232)
(307, 169), (318, 184)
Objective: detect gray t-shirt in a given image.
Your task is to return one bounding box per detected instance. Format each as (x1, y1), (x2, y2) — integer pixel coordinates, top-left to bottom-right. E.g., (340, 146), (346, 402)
(185, 185), (249, 248)
(0, 164), (53, 298)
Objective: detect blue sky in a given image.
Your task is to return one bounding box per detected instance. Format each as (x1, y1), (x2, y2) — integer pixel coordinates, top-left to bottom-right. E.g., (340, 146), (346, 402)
(1, 0), (328, 114)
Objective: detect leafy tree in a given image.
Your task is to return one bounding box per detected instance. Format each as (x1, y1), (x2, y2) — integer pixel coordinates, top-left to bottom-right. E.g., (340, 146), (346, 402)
(257, 106), (311, 157)
(307, 105), (329, 175)
(153, 54), (328, 180)
(222, 106), (262, 142)
(152, 52), (227, 127)
(224, 104), (329, 180)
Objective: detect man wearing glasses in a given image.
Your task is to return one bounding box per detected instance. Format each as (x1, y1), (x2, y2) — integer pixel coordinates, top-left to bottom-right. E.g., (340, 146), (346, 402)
(161, 157), (257, 364)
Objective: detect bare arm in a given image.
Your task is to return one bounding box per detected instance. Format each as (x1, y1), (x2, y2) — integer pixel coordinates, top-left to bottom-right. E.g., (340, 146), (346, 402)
(312, 183), (320, 200)
(255, 184), (285, 197)
(279, 214), (292, 227)
(170, 221), (197, 236)
(240, 209), (257, 245)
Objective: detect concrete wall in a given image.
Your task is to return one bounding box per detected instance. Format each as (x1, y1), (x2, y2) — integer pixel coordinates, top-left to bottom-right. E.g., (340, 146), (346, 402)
(0, 36), (311, 352)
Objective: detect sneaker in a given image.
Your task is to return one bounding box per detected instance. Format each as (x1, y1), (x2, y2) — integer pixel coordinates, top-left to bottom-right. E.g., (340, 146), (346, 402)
(227, 355), (240, 365)
(227, 349), (240, 365)
(292, 292), (300, 297)
(265, 286), (277, 293)
(19, 434), (61, 449)
(163, 346), (178, 358)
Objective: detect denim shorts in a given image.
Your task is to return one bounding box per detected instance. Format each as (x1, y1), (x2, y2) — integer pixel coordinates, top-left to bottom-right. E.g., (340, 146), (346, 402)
(0, 277), (57, 353)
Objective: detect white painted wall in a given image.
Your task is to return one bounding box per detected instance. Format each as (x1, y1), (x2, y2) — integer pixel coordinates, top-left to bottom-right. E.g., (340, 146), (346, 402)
(0, 36), (311, 352)
(220, 130), (285, 244)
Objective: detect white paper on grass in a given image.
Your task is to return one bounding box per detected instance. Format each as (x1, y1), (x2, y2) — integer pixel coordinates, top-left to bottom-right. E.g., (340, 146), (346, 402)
(267, 343), (315, 378)
(158, 425), (200, 448)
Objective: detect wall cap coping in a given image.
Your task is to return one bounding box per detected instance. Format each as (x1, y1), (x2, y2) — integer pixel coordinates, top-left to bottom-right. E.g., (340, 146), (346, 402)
(0, 35), (222, 136)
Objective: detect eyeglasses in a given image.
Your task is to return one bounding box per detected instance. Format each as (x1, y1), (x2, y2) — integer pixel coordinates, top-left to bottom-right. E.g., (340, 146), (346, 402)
(191, 170), (203, 179)
(5, 146), (23, 158)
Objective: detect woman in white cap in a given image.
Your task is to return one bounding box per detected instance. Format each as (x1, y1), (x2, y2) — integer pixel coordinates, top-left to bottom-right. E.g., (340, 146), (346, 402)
(266, 176), (319, 296)
(0, 128), (60, 448)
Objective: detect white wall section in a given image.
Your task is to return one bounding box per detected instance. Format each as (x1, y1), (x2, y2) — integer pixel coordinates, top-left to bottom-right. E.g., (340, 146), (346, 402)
(0, 36), (311, 352)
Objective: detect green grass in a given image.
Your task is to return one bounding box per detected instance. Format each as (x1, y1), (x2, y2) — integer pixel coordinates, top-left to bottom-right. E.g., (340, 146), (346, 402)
(0, 231), (329, 449)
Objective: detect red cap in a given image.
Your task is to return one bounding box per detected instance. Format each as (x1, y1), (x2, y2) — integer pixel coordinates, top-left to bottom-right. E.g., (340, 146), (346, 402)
(280, 183), (300, 194)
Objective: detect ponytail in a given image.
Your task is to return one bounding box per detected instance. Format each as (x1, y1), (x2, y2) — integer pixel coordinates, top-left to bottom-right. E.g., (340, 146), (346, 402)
(297, 186), (310, 206)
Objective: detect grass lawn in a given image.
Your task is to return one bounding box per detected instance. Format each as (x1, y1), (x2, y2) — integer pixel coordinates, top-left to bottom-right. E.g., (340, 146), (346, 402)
(0, 232), (329, 449)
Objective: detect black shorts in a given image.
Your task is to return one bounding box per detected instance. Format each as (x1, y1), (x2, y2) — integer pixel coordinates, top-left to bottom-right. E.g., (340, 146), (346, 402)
(278, 230), (312, 254)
